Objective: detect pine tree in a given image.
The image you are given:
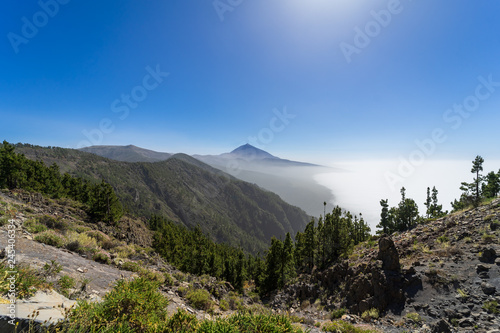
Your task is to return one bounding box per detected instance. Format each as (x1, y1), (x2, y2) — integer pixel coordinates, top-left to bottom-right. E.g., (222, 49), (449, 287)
(303, 219), (316, 272)
(424, 187), (431, 218)
(377, 199), (391, 234)
(429, 186), (445, 218)
(281, 232), (295, 287)
(482, 171), (500, 198)
(263, 237), (283, 292)
(471, 155), (484, 203)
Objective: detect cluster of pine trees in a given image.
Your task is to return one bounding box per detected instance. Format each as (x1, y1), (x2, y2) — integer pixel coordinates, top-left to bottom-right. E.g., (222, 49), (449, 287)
(149, 206), (371, 295)
(452, 155), (500, 210)
(150, 215), (251, 291)
(377, 155), (500, 235)
(0, 141), (123, 222)
(260, 206), (371, 294)
(376, 187), (442, 235)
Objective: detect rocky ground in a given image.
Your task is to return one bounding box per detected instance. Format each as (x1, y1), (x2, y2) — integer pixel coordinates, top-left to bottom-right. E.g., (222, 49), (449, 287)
(270, 199), (500, 332)
(1, 190), (500, 332)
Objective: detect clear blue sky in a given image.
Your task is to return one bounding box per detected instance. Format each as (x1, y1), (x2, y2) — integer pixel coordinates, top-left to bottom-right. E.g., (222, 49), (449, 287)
(1, 0), (499, 163)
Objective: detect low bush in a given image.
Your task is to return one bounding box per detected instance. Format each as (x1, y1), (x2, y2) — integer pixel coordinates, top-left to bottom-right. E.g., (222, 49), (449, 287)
(331, 307), (347, 319)
(111, 245), (135, 259)
(361, 308), (379, 321)
(483, 300), (499, 314)
(120, 261), (142, 273)
(38, 215), (68, 231)
(52, 277), (169, 332)
(405, 312), (422, 323)
(42, 260), (62, 278)
(58, 275), (76, 298)
(24, 218), (47, 233)
(93, 251), (111, 264)
(0, 263), (47, 299)
(34, 230), (64, 248)
(186, 288), (213, 311)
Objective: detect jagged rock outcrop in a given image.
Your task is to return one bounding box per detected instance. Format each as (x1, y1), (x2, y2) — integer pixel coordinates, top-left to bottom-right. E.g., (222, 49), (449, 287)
(377, 235), (401, 271)
(273, 235), (411, 315)
(342, 236), (406, 313)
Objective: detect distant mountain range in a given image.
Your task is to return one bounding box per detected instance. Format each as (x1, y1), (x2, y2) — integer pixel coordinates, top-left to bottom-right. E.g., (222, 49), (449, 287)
(16, 144), (311, 253)
(79, 145), (171, 163)
(80, 144), (335, 216)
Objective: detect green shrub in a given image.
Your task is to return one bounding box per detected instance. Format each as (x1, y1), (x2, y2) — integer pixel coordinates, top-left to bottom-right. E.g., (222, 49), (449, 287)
(186, 288), (213, 311)
(163, 273), (174, 286)
(482, 233), (495, 243)
(227, 292), (244, 311)
(111, 245), (135, 259)
(58, 275), (76, 298)
(483, 301), (499, 314)
(331, 307), (347, 319)
(85, 230), (111, 246)
(405, 312), (422, 323)
(53, 277), (169, 332)
(219, 299), (229, 311)
(138, 269), (165, 283)
(42, 260), (62, 277)
(38, 215), (68, 231)
(121, 261), (142, 272)
(93, 251), (111, 264)
(34, 230), (64, 248)
(0, 217), (8, 226)
(437, 235), (449, 244)
(361, 308), (379, 321)
(0, 263), (47, 299)
(24, 219), (47, 233)
(457, 288), (468, 300)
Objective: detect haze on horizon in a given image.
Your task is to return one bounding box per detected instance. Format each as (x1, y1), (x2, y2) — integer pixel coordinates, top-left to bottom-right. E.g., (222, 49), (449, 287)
(1, 1), (500, 231)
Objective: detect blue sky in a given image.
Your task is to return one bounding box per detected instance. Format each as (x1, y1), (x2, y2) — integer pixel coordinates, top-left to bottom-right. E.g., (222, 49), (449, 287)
(1, 0), (500, 163)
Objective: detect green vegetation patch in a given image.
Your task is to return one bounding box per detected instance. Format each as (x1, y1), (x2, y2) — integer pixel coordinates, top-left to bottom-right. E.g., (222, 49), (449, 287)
(0, 263), (48, 299)
(47, 276), (302, 333)
(483, 300), (499, 314)
(185, 288), (214, 311)
(34, 230), (64, 248)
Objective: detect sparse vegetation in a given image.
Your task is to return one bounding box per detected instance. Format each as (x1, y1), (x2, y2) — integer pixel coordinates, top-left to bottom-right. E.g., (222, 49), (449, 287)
(361, 308), (379, 321)
(34, 230), (64, 248)
(405, 312), (422, 323)
(457, 288), (469, 300)
(42, 260), (62, 278)
(92, 251), (111, 264)
(331, 307), (347, 319)
(437, 235), (449, 244)
(24, 218), (48, 233)
(58, 275), (76, 298)
(482, 300), (499, 314)
(0, 262), (48, 299)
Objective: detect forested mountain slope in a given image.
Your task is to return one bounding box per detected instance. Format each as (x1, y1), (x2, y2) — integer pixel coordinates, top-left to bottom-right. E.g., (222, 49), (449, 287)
(15, 144), (310, 253)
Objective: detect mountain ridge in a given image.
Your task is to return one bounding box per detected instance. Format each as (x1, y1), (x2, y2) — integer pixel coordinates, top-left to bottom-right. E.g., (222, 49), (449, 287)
(77, 143), (333, 216)
(15, 144), (311, 253)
